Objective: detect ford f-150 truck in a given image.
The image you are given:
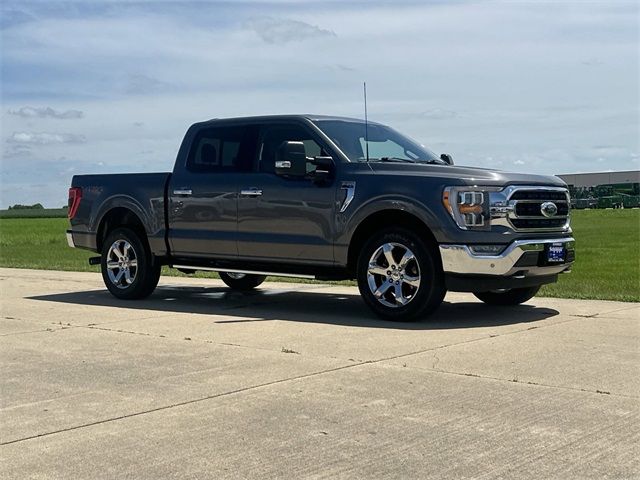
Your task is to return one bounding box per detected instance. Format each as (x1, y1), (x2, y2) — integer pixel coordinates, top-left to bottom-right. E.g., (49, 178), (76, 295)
(67, 115), (575, 320)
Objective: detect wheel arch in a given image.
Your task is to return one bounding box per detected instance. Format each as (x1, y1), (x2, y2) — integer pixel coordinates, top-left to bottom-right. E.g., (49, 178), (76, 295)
(346, 209), (441, 274)
(96, 207), (148, 253)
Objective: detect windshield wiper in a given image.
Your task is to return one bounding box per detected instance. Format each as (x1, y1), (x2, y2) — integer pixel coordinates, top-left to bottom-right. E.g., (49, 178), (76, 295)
(377, 157), (416, 163)
(418, 159), (445, 165)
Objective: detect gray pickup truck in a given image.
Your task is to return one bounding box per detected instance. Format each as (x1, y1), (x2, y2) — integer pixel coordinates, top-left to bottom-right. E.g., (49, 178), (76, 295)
(67, 115), (575, 320)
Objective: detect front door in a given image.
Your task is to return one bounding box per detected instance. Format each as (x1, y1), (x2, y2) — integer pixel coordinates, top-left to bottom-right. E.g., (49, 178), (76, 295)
(237, 123), (337, 265)
(168, 124), (258, 259)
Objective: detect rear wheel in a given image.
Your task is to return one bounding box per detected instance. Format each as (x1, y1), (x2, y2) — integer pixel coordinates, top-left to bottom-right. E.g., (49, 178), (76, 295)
(357, 228), (445, 321)
(474, 286), (540, 306)
(101, 228), (160, 299)
(219, 272), (266, 291)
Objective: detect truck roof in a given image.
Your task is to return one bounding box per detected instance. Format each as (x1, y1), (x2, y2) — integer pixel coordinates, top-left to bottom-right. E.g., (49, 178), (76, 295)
(196, 114), (379, 126)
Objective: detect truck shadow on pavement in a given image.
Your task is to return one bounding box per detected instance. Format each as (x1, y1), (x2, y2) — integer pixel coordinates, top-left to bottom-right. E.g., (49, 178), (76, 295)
(28, 284), (559, 330)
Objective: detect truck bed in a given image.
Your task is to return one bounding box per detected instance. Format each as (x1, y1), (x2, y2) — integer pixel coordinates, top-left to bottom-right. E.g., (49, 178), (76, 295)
(69, 172), (171, 255)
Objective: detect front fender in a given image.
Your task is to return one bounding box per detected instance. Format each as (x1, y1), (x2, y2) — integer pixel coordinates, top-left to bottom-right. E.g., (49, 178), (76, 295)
(335, 193), (449, 265)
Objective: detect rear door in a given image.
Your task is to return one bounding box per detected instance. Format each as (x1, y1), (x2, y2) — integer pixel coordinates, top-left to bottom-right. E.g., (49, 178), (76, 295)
(236, 122), (337, 264)
(168, 124), (258, 259)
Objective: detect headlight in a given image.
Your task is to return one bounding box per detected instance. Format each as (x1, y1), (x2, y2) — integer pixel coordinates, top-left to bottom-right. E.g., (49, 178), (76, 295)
(443, 187), (491, 230)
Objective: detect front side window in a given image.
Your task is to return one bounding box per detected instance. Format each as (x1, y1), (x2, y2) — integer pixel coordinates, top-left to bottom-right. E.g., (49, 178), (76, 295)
(187, 125), (257, 172)
(313, 120), (442, 164)
(258, 124), (327, 174)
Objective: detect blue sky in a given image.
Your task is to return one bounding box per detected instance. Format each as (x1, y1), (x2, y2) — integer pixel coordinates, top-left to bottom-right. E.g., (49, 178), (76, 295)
(1, 0), (638, 207)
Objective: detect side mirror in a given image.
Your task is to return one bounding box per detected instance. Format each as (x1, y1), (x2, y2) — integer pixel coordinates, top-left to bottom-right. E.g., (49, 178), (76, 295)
(440, 153), (454, 165)
(310, 155), (334, 184)
(311, 155), (333, 172)
(275, 141), (307, 177)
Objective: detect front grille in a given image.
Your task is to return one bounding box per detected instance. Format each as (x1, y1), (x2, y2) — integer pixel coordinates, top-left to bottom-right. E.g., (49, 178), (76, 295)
(515, 202), (569, 217)
(511, 218), (568, 229)
(510, 190), (567, 201)
(507, 187), (570, 232)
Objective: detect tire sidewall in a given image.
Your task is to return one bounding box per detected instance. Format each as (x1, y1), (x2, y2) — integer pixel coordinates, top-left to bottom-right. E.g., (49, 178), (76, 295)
(357, 228), (445, 321)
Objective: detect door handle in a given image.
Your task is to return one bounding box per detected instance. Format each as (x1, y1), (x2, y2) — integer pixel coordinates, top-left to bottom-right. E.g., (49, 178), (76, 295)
(240, 188), (263, 197)
(173, 189), (193, 196)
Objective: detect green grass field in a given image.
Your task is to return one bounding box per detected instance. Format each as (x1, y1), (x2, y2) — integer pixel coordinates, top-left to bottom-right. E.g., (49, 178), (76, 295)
(0, 210), (638, 301)
(0, 208), (68, 219)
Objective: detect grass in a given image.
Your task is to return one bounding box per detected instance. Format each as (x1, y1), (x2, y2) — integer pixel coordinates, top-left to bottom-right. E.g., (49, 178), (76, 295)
(538, 209), (639, 302)
(0, 218), (97, 271)
(0, 210), (638, 301)
(0, 208), (68, 219)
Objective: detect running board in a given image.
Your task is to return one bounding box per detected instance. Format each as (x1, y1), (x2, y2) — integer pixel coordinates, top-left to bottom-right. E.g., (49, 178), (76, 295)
(171, 264), (316, 280)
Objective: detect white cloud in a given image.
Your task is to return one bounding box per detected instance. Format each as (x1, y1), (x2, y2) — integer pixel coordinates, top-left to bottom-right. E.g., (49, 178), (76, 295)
(8, 132), (86, 145)
(245, 17), (336, 44)
(8, 106), (84, 119)
(420, 109), (457, 120)
(3, 144), (32, 159)
(123, 74), (173, 95)
(581, 58), (604, 66)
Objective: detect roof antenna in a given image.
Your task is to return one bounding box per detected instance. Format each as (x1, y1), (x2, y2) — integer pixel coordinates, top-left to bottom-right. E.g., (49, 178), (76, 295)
(363, 81), (370, 162)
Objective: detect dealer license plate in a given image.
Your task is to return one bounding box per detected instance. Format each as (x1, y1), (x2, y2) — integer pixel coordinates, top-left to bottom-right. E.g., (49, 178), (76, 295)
(546, 243), (566, 263)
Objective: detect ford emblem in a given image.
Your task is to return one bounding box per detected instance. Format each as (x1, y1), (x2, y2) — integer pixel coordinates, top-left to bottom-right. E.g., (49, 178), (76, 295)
(540, 201), (558, 217)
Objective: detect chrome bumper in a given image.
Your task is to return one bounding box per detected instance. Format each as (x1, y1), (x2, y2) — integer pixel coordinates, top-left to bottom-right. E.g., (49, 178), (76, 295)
(439, 238), (575, 276)
(66, 231), (76, 248)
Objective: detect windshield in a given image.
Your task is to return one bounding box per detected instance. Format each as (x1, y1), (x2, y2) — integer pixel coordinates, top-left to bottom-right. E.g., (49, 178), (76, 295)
(313, 120), (442, 164)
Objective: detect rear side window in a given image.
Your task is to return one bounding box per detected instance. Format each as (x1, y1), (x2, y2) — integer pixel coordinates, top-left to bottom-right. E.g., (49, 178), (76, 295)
(186, 125), (257, 172)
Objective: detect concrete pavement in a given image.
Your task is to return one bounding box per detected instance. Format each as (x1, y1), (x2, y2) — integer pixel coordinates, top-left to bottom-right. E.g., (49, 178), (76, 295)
(1, 268), (638, 479)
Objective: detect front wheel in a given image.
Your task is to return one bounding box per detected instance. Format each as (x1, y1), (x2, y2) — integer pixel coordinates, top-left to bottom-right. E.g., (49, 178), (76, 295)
(473, 286), (540, 306)
(101, 227), (161, 299)
(357, 228), (446, 321)
(219, 272), (266, 291)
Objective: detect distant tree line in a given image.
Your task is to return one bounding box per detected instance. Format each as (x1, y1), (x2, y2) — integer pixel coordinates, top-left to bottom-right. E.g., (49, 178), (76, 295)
(8, 203), (45, 210)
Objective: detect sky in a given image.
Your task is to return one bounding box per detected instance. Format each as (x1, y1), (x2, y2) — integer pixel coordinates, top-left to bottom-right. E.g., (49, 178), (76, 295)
(1, 0), (638, 208)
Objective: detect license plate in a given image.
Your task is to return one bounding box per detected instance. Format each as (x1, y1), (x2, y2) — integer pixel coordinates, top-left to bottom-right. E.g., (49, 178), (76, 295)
(546, 243), (566, 263)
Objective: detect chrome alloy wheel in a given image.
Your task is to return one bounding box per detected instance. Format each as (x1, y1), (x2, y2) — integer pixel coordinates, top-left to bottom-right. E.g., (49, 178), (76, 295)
(367, 242), (421, 308)
(106, 240), (138, 289)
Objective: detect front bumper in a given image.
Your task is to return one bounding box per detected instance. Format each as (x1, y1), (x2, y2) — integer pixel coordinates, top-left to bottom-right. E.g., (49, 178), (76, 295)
(439, 237), (575, 277)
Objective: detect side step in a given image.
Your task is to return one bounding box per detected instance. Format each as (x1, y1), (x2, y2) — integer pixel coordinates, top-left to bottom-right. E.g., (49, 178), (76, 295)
(88, 257), (101, 265)
(171, 264), (316, 280)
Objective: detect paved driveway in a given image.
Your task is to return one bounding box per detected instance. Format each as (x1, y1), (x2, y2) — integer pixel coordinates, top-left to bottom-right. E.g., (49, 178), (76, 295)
(1, 268), (638, 479)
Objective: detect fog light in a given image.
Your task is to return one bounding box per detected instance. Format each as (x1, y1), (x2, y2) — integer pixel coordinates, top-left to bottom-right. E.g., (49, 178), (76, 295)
(469, 245), (506, 256)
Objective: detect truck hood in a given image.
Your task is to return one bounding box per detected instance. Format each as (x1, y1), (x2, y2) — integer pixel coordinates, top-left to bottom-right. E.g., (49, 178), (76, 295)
(367, 162), (566, 187)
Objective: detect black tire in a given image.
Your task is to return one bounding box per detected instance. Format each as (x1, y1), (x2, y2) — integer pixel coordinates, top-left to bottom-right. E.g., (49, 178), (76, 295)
(473, 286), (540, 306)
(101, 227), (161, 299)
(357, 228), (446, 321)
(219, 272), (266, 291)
